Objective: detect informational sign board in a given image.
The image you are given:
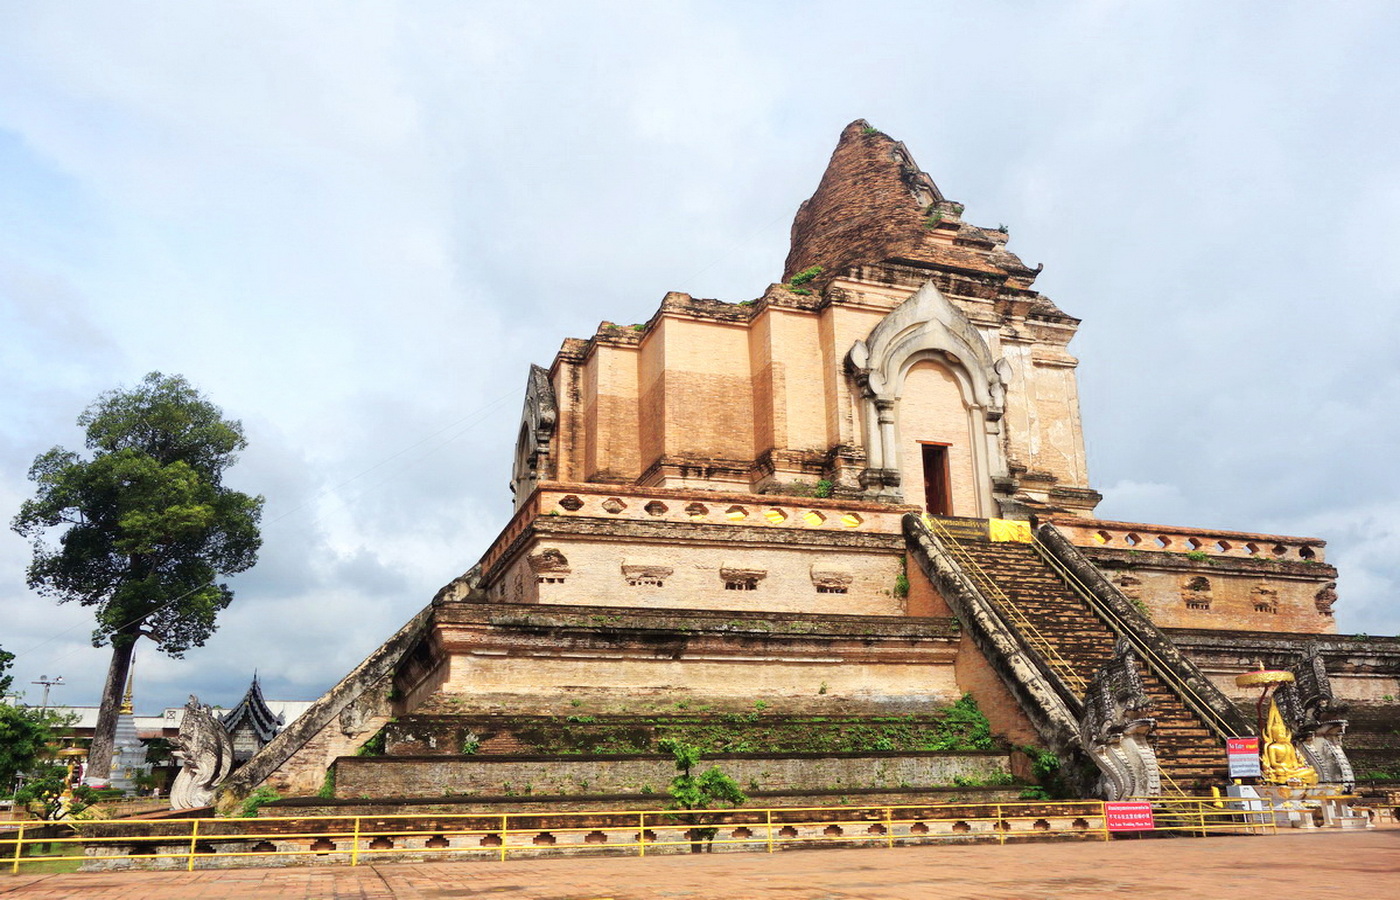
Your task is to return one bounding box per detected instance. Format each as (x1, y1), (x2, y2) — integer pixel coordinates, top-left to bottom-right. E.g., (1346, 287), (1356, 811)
(1104, 801), (1155, 832)
(1227, 736), (1262, 778)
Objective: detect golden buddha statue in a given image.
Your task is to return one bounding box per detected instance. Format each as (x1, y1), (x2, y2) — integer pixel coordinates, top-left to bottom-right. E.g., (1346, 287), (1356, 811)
(1261, 698), (1317, 786)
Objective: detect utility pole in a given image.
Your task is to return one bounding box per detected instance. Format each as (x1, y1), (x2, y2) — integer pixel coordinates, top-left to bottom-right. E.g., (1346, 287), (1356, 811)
(31, 675), (63, 714)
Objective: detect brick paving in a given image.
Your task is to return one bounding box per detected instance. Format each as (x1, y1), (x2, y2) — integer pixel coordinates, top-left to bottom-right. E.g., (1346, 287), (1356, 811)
(3, 829), (1398, 899)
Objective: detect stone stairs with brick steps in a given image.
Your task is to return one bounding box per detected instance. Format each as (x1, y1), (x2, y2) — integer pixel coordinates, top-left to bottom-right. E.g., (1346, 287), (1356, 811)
(919, 525), (1234, 793)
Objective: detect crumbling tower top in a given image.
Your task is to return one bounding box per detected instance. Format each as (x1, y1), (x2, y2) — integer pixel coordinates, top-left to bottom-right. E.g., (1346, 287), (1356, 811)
(784, 120), (1044, 299)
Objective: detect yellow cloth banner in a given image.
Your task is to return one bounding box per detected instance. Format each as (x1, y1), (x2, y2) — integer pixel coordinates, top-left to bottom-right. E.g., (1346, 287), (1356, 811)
(988, 518), (1033, 543)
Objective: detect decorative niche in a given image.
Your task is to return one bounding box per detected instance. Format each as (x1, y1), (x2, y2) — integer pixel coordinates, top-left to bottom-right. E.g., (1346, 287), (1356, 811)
(720, 566), (767, 592)
(811, 568), (853, 595)
(622, 561), (672, 588)
(528, 548), (570, 585)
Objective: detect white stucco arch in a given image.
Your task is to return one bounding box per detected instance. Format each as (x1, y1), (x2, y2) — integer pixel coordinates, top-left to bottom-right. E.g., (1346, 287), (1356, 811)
(845, 279), (1010, 514)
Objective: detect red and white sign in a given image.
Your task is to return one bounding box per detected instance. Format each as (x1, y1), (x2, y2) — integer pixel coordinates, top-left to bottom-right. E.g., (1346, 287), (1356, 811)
(1227, 737), (1262, 778)
(1104, 801), (1155, 832)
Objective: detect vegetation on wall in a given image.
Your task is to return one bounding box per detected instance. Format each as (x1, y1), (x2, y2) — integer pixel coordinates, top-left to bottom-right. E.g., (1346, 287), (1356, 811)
(238, 786), (282, 818)
(1016, 746), (1071, 800)
(893, 556), (910, 599)
(355, 729), (387, 757)
(490, 695), (996, 756)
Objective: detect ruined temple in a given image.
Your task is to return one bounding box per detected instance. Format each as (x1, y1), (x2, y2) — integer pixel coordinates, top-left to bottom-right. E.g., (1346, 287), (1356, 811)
(220, 122), (1400, 812)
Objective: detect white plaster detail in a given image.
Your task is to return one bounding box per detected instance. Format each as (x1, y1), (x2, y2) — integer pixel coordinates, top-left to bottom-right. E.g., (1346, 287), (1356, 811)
(846, 279), (1008, 515)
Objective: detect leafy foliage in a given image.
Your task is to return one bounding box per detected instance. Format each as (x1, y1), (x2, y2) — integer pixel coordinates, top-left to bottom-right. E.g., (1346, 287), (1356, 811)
(660, 739), (746, 852)
(660, 740), (746, 809)
(502, 698), (997, 756)
(0, 645), (13, 697)
(239, 785), (282, 817)
(12, 372), (263, 656)
(15, 766), (97, 820)
(788, 265), (823, 286)
(0, 704), (63, 794)
(316, 768), (336, 799)
(356, 729), (387, 757)
(1017, 745), (1072, 799)
(11, 373), (263, 777)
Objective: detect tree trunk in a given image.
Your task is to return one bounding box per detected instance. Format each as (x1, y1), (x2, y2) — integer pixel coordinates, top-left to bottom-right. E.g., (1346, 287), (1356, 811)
(84, 635), (138, 785)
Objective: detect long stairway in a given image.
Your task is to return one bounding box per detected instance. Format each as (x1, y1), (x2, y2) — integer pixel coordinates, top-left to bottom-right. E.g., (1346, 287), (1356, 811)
(952, 539), (1227, 791)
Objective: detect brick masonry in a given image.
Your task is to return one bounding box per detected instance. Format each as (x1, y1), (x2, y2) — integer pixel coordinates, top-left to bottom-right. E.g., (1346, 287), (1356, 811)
(333, 751), (1011, 799)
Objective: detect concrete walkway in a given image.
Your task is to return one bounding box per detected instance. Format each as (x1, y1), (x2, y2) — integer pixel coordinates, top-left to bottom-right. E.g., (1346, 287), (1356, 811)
(3, 829), (1397, 898)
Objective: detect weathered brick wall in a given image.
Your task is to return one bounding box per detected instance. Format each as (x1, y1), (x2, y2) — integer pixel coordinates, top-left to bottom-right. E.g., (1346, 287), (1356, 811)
(418, 602), (962, 716)
(952, 633), (1040, 746)
(1166, 630), (1400, 702)
(513, 538), (906, 616)
(1078, 546), (1337, 634)
(333, 751), (1010, 799)
(783, 121), (938, 283)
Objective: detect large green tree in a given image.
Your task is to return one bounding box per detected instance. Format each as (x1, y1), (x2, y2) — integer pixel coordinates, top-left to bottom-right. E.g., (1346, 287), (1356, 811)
(11, 373), (263, 784)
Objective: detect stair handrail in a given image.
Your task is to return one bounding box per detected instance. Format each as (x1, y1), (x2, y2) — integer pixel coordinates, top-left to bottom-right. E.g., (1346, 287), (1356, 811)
(923, 516), (1088, 695)
(904, 514), (1084, 752)
(1030, 524), (1248, 741)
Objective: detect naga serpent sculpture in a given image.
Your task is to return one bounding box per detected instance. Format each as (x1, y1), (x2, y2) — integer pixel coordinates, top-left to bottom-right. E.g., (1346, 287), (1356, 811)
(169, 695), (235, 810)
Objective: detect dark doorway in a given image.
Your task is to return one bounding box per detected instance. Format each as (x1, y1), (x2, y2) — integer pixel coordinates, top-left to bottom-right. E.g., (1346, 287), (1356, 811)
(921, 443), (952, 515)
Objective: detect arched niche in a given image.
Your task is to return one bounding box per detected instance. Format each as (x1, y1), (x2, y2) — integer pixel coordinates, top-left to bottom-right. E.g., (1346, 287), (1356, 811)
(845, 280), (1009, 515)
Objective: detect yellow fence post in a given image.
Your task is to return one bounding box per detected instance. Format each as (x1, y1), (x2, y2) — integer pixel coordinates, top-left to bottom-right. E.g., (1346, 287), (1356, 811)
(500, 814), (508, 862)
(10, 823), (24, 874)
(1100, 802), (1111, 842)
(638, 812), (645, 857)
(885, 808), (894, 849)
(186, 818), (200, 872)
(766, 809), (773, 853)
(351, 816), (361, 866)
(996, 804), (1005, 845)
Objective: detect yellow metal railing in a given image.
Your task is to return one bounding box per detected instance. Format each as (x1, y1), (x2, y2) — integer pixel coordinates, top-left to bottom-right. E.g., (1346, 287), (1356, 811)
(2, 796), (1300, 872)
(923, 515), (1088, 695)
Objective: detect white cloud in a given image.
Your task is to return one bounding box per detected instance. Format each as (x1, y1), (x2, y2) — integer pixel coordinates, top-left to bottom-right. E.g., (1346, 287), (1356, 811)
(2, 1), (1397, 713)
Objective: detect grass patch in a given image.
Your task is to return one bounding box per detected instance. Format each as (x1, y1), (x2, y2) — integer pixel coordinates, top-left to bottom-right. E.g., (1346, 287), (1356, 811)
(10, 844), (85, 875)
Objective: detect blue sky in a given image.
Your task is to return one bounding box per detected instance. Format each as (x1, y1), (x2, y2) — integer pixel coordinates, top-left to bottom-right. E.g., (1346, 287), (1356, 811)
(2, 1), (1397, 713)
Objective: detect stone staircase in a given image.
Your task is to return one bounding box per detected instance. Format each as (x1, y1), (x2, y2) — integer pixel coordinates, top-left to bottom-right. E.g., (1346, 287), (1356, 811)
(949, 538), (1228, 791)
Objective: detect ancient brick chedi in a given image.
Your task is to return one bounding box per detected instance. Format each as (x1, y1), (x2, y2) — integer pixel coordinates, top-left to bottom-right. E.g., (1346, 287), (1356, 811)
(220, 122), (1398, 809)
(517, 121), (1095, 517)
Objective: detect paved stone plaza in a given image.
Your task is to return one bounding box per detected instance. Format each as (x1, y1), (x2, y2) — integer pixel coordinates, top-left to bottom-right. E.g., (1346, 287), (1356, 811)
(3, 829), (1397, 899)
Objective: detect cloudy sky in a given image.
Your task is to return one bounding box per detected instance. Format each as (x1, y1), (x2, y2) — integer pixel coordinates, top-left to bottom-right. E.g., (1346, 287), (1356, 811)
(2, 2), (1397, 714)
